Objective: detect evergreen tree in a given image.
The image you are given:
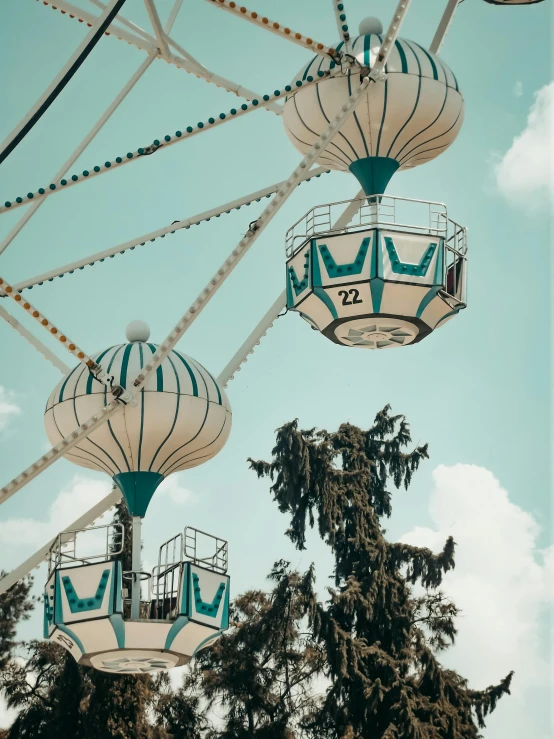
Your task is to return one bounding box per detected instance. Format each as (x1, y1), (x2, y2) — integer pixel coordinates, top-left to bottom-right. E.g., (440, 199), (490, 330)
(0, 641), (85, 738)
(0, 576), (33, 670)
(151, 672), (207, 739)
(191, 561), (325, 738)
(248, 407), (513, 739)
(84, 497), (159, 739)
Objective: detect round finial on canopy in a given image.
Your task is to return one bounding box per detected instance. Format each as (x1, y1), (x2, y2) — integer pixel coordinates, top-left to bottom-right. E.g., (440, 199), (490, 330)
(358, 17), (383, 35)
(126, 320), (150, 343)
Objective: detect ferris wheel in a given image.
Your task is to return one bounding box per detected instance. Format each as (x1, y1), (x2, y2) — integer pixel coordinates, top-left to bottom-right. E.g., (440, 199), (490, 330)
(0, 0), (545, 674)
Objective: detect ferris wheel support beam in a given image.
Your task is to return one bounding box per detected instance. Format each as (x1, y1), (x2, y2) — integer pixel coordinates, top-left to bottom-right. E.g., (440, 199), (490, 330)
(430, 0), (461, 55)
(203, 0), (338, 60)
(218, 189), (366, 386)
(39, 0), (280, 112)
(0, 77), (371, 510)
(332, 0), (351, 52)
(0, 305), (69, 374)
(143, 0), (172, 60)
(0, 54), (157, 259)
(0, 400), (123, 508)
(0, 192), (367, 592)
(7, 167), (327, 294)
(0, 74), (333, 219)
(0, 0), (130, 167)
(0, 486), (122, 596)
(0, 0), (183, 260)
(130, 77), (373, 393)
(89, 0), (205, 73)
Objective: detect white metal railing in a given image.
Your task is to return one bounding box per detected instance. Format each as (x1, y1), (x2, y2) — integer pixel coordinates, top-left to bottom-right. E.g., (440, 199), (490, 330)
(47, 523), (124, 576)
(285, 195), (462, 257)
(184, 526), (228, 574)
(151, 532), (184, 620)
(150, 527), (228, 621)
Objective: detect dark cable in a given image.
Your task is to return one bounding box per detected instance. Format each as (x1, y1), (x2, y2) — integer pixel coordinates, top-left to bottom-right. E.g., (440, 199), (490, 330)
(0, 0), (129, 166)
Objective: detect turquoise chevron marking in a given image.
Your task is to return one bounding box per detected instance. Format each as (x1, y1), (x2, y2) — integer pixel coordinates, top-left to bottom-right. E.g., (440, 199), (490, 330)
(384, 237), (437, 277)
(164, 615), (189, 650)
(311, 240), (340, 319)
(287, 249), (310, 297)
(62, 569), (110, 613)
(109, 614), (125, 648)
(317, 237), (370, 278)
(55, 624), (85, 656)
(192, 573), (226, 617)
(313, 288), (339, 320)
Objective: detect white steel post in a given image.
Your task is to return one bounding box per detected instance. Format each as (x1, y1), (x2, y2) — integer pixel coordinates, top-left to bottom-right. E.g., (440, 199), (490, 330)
(131, 516), (142, 619)
(131, 78), (372, 393)
(430, 0), (461, 55)
(0, 305), (69, 374)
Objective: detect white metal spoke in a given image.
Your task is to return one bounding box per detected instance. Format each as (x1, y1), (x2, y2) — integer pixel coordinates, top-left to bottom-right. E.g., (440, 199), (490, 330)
(430, 0), (461, 55)
(0, 54), (157, 258)
(218, 189), (365, 386)
(0, 76), (331, 217)
(0, 401), (123, 506)
(7, 167), (327, 294)
(0, 190), (367, 590)
(369, 0), (412, 80)
(204, 0), (338, 60)
(0, 277), (99, 370)
(0, 487), (122, 596)
(89, 0), (156, 43)
(218, 291), (286, 387)
(38, 0), (282, 111)
(332, 0), (351, 50)
(131, 77), (371, 393)
(144, 0), (172, 60)
(0, 0), (127, 165)
(41, 0), (160, 53)
(0, 305), (69, 374)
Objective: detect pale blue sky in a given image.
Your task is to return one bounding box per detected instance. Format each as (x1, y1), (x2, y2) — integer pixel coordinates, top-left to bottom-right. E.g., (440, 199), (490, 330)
(0, 1), (551, 737)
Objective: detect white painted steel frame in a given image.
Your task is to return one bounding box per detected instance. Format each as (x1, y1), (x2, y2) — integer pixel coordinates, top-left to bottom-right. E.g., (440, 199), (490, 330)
(0, 305), (70, 374)
(0, 0), (415, 593)
(39, 0), (282, 112)
(0, 78), (371, 507)
(0, 0), (183, 258)
(430, 0), (462, 55)
(0, 192), (366, 593)
(9, 167), (327, 293)
(0, 77), (331, 218)
(218, 188), (365, 387)
(0, 487), (122, 595)
(203, 0), (337, 59)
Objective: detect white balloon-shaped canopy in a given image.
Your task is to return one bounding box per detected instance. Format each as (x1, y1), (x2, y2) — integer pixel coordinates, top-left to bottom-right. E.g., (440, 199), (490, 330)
(45, 324), (231, 516)
(283, 25), (464, 195)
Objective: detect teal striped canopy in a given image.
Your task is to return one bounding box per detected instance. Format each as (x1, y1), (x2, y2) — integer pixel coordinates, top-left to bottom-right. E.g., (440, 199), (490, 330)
(45, 342), (231, 486)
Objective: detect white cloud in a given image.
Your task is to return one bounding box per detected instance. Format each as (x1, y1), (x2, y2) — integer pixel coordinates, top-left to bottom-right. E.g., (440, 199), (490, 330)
(0, 387), (20, 431)
(0, 475), (113, 550)
(513, 81), (523, 98)
(0, 694), (17, 730)
(494, 82), (554, 209)
(401, 464), (552, 738)
(157, 474), (196, 506)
